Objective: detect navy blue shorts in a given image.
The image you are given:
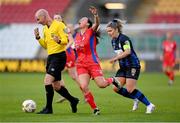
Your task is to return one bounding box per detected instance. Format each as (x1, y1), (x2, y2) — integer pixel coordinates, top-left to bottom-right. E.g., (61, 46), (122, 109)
(115, 67), (140, 80)
(46, 51), (66, 81)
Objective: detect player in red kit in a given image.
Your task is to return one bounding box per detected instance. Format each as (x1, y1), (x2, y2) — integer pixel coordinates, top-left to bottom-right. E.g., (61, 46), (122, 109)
(162, 32), (178, 85)
(75, 6), (121, 115)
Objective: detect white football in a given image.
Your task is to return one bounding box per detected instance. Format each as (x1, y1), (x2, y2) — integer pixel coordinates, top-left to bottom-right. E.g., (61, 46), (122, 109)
(22, 100), (36, 113)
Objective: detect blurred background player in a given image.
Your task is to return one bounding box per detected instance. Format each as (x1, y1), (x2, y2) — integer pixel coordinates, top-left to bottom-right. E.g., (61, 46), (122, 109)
(53, 14), (81, 103)
(161, 31), (178, 85)
(106, 19), (155, 114)
(34, 9), (79, 114)
(75, 6), (121, 115)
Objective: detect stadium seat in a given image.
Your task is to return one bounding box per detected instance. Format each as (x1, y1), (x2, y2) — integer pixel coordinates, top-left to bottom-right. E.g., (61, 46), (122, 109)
(0, 0), (71, 24)
(147, 0), (180, 23)
(0, 24), (41, 59)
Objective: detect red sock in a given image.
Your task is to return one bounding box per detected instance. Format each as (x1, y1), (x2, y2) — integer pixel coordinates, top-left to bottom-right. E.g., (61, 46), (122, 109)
(165, 71), (170, 76)
(169, 71), (174, 81)
(165, 71), (170, 79)
(106, 78), (113, 84)
(84, 91), (97, 110)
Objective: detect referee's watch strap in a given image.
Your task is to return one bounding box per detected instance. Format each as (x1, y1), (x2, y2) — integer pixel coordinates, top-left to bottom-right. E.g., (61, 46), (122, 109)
(57, 40), (61, 44)
(36, 36), (40, 40)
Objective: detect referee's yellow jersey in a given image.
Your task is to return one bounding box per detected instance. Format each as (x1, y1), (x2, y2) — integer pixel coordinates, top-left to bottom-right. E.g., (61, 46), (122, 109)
(38, 20), (68, 55)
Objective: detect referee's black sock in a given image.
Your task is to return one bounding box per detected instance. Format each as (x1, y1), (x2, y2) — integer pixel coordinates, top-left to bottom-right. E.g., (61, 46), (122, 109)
(45, 84), (54, 109)
(56, 86), (75, 102)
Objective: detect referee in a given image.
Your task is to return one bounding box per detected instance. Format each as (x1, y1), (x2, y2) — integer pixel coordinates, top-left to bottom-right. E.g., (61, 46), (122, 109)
(34, 9), (79, 114)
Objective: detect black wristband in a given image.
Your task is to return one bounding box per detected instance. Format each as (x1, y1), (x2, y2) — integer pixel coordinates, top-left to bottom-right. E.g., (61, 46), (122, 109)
(57, 40), (61, 44)
(36, 36), (40, 40)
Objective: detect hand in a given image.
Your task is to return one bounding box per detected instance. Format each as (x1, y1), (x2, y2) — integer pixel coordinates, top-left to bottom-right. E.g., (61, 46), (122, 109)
(34, 28), (40, 39)
(89, 6), (98, 15)
(52, 35), (61, 44)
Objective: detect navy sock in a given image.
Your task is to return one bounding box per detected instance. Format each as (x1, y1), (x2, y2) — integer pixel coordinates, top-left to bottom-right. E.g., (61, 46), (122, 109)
(117, 88), (133, 99)
(45, 84), (54, 109)
(130, 89), (150, 106)
(117, 88), (150, 106)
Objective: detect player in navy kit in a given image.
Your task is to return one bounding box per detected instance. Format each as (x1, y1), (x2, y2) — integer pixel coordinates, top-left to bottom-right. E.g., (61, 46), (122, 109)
(106, 19), (155, 114)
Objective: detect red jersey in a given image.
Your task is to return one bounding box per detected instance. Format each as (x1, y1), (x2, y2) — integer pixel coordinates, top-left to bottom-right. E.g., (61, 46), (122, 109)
(75, 28), (99, 65)
(74, 28), (103, 78)
(162, 40), (177, 67)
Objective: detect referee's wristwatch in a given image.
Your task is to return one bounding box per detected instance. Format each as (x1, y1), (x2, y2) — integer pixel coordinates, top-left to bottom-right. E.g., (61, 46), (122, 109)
(57, 39), (61, 44)
(36, 36), (40, 40)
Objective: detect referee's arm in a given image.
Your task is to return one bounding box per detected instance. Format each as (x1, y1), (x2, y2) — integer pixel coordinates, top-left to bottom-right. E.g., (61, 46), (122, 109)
(38, 38), (47, 49)
(34, 28), (47, 49)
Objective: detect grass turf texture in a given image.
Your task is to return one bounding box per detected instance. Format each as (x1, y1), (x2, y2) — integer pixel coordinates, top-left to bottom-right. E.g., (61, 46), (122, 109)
(0, 72), (180, 122)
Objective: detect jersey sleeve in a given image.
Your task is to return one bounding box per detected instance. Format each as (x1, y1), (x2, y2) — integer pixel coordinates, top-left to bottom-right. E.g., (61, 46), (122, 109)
(38, 28), (47, 49)
(58, 22), (68, 45)
(122, 36), (131, 50)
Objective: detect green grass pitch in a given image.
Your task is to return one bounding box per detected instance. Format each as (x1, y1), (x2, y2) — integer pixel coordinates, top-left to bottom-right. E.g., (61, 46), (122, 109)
(0, 72), (180, 122)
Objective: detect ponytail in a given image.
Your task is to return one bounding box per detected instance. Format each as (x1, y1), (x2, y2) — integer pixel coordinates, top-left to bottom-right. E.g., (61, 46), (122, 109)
(107, 19), (125, 33)
(88, 18), (100, 44)
(87, 18), (93, 28)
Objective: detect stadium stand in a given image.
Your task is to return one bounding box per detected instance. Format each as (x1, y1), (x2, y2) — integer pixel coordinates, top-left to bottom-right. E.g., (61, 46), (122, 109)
(0, 0), (31, 5)
(0, 0), (72, 59)
(0, 24), (41, 59)
(147, 0), (180, 23)
(0, 0), (71, 24)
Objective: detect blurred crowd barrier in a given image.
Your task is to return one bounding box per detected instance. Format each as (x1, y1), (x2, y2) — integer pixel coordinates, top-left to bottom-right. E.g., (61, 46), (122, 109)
(0, 59), (180, 75)
(0, 59), (144, 73)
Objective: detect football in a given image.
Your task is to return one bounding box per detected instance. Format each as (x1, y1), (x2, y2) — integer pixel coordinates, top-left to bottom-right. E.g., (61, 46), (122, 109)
(22, 100), (36, 113)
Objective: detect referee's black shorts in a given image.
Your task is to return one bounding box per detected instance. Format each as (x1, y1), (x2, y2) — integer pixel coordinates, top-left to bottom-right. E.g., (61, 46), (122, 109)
(46, 51), (66, 81)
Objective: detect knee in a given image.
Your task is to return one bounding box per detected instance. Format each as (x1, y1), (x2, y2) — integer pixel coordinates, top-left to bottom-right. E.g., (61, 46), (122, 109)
(113, 86), (119, 92)
(98, 84), (106, 88)
(126, 88), (134, 93)
(80, 85), (88, 93)
(96, 81), (108, 88)
(52, 82), (61, 91)
(44, 74), (54, 85)
(44, 78), (52, 85)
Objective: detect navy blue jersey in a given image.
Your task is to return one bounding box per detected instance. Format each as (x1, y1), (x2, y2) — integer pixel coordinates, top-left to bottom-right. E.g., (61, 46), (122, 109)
(111, 33), (140, 69)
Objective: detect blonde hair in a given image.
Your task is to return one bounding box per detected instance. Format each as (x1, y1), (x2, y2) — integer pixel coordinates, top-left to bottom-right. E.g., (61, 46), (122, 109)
(107, 19), (126, 33)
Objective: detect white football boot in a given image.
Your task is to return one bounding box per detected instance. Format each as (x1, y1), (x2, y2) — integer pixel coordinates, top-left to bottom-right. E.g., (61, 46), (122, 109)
(132, 99), (139, 111)
(146, 103), (155, 114)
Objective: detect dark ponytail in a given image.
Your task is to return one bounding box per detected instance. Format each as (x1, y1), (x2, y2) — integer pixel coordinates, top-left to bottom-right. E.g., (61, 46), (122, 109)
(87, 18), (93, 28)
(88, 18), (100, 44)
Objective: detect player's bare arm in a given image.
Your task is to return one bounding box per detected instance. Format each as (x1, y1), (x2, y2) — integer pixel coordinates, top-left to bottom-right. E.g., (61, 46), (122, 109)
(66, 34), (74, 50)
(109, 49), (131, 63)
(89, 6), (99, 31)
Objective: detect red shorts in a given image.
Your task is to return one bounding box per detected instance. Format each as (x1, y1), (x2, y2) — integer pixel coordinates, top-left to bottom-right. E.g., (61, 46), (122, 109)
(163, 59), (175, 67)
(76, 62), (103, 79)
(66, 50), (76, 68)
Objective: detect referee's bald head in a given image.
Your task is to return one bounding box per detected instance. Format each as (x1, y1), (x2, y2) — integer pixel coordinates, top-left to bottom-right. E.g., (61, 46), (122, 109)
(35, 9), (51, 25)
(35, 9), (48, 17)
